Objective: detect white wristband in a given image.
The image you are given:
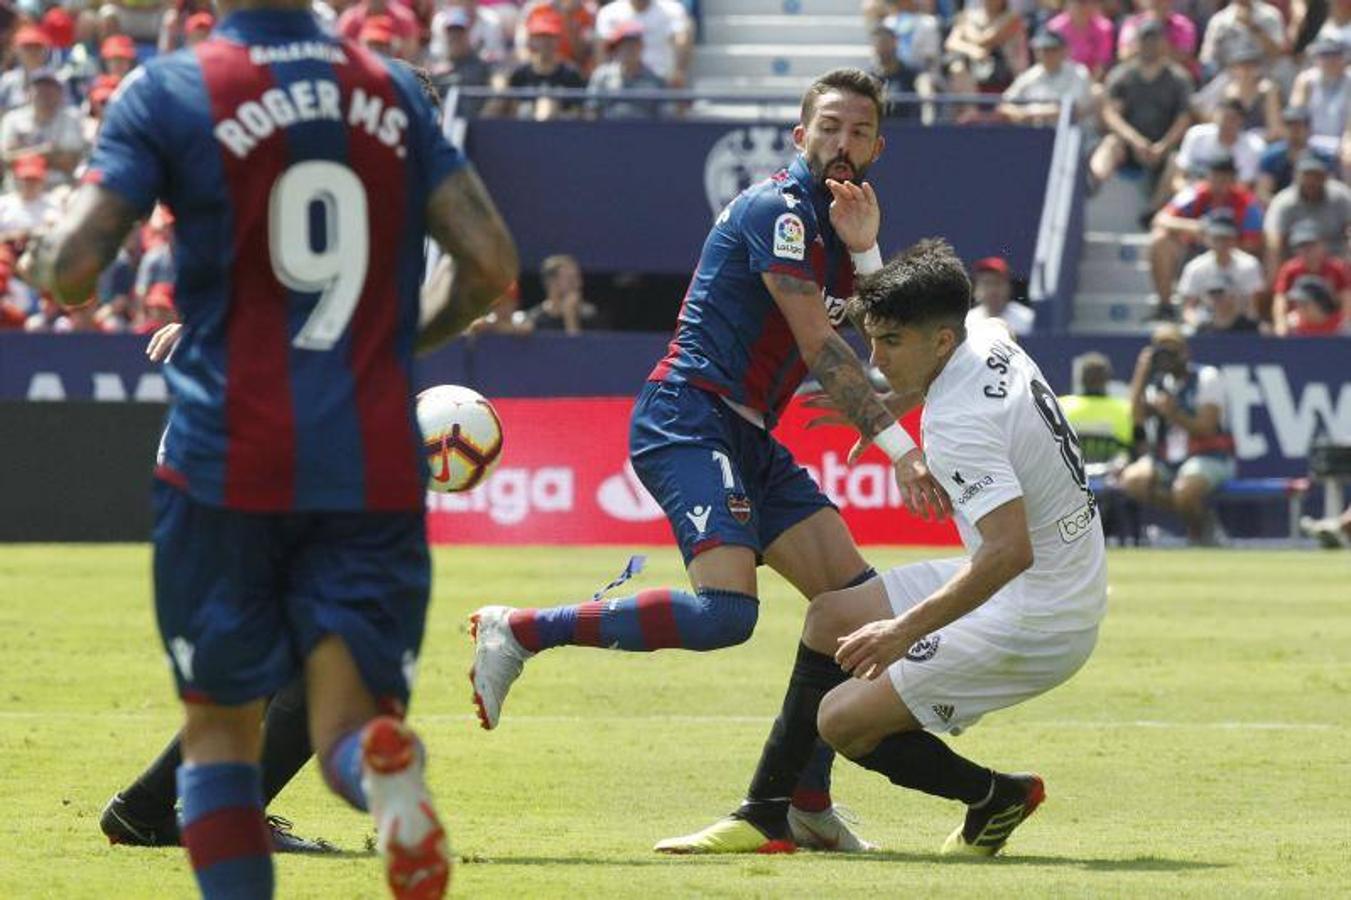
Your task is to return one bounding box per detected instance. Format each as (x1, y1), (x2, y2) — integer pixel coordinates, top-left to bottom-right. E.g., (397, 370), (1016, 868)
(850, 244), (884, 276)
(873, 422), (917, 463)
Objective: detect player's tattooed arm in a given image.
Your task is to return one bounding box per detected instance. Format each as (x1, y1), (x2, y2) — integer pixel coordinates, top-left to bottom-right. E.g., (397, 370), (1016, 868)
(419, 165), (520, 353)
(763, 270), (894, 440)
(21, 185), (138, 306)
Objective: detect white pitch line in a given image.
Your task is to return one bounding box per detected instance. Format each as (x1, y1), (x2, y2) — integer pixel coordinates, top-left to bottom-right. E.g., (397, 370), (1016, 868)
(0, 710), (1339, 731)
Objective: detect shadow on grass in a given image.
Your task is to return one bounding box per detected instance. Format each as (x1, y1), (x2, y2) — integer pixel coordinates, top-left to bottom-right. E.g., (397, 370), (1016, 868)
(457, 852), (1225, 872)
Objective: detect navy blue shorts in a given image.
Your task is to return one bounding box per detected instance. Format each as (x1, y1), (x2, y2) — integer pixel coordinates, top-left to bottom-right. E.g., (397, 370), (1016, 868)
(630, 382), (834, 565)
(152, 481), (430, 708)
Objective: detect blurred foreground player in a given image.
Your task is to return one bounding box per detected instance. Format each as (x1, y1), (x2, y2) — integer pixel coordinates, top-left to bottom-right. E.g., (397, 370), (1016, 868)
(744, 240), (1106, 856)
(99, 60), (458, 860)
(24, 2), (518, 895)
(470, 68), (953, 854)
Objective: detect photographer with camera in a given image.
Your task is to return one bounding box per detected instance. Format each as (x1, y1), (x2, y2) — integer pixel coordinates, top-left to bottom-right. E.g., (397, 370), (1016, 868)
(1120, 324), (1236, 545)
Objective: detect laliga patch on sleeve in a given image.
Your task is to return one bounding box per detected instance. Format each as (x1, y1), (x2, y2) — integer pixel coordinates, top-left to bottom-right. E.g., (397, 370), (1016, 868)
(773, 213), (806, 261)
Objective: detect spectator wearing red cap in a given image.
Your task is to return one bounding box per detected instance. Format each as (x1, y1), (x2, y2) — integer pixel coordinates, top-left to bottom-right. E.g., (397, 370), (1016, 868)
(497, 9), (586, 120)
(965, 256), (1036, 334)
(587, 21), (665, 119)
(100, 34), (138, 79)
(594, 0), (691, 87)
(1272, 220), (1351, 335)
(359, 15), (396, 54)
(516, 1), (597, 72)
(183, 12), (215, 47)
(82, 74), (122, 143)
(0, 154), (54, 242)
(41, 8), (78, 51)
(0, 67), (87, 186)
(136, 281), (178, 334)
(0, 25), (54, 113)
(157, 0), (215, 53)
(337, 0), (420, 60)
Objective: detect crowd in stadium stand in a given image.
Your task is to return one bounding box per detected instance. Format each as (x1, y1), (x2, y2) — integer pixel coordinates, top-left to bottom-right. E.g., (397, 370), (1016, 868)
(0, 0), (1347, 336)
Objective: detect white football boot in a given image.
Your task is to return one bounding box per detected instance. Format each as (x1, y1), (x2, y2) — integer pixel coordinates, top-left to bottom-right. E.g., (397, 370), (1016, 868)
(787, 805), (879, 853)
(361, 716), (451, 899)
(468, 605), (534, 730)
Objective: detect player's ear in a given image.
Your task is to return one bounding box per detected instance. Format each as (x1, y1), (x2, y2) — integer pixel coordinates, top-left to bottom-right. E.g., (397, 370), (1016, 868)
(872, 133), (885, 162)
(792, 123), (806, 151)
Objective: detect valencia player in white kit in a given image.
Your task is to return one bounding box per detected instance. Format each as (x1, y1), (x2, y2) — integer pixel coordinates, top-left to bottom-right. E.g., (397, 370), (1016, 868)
(752, 239), (1107, 856)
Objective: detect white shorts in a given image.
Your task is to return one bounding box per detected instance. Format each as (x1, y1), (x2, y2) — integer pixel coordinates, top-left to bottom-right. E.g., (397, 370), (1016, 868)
(881, 558), (1099, 735)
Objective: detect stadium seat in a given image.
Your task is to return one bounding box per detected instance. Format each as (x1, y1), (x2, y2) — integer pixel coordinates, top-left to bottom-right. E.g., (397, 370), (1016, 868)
(1213, 478), (1310, 541)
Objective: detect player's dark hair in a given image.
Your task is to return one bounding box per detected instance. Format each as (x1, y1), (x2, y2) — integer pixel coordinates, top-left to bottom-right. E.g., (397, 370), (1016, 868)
(850, 238), (971, 336)
(800, 68), (883, 126)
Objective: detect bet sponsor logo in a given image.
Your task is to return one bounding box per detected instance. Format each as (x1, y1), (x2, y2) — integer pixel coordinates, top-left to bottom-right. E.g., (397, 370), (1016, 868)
(1056, 501), (1096, 543)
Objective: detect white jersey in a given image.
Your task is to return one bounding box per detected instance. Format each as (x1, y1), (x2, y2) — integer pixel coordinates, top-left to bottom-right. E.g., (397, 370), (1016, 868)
(920, 320), (1107, 633)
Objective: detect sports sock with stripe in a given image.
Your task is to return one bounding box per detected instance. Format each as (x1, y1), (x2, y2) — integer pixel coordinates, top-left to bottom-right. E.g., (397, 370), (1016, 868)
(177, 762), (273, 899)
(508, 587), (758, 652)
(321, 728), (368, 812)
(739, 567), (877, 829)
(851, 730), (993, 805)
(738, 642), (850, 836)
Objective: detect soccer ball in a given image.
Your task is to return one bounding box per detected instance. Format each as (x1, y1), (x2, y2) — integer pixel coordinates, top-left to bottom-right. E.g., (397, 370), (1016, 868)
(416, 385), (503, 493)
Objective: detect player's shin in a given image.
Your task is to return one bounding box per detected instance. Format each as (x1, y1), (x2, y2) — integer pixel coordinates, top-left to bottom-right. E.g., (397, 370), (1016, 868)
(178, 763), (274, 899)
(507, 588), (758, 652)
(737, 643), (851, 837)
(260, 679), (312, 805)
(850, 730), (993, 805)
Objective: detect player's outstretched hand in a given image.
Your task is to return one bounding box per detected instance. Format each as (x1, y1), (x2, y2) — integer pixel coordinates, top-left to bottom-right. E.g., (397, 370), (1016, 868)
(146, 322), (182, 363)
(835, 618), (911, 680)
(892, 448), (952, 521)
(825, 179), (880, 254)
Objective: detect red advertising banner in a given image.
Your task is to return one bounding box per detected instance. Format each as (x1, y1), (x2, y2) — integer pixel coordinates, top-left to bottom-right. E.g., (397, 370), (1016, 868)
(426, 396), (960, 546)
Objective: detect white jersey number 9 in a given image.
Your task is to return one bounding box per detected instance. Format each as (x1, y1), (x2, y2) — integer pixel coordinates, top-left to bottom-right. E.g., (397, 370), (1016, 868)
(269, 161), (370, 351)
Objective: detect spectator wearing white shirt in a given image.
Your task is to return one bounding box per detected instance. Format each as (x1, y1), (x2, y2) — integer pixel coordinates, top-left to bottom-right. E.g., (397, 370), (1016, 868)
(0, 26), (54, 114)
(1317, 0), (1351, 48)
(1175, 209), (1267, 327)
(1174, 99), (1267, 192)
(1290, 38), (1351, 164)
(593, 0), (691, 87)
(0, 68), (87, 187)
(882, 0), (942, 82)
(1199, 0), (1287, 72)
(964, 256), (1035, 334)
(999, 30), (1095, 126)
(430, 0), (512, 66)
(0, 154), (54, 242)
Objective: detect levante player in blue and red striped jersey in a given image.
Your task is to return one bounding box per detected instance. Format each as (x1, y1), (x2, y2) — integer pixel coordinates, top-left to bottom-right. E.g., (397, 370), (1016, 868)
(469, 69), (953, 855)
(23, 0), (517, 895)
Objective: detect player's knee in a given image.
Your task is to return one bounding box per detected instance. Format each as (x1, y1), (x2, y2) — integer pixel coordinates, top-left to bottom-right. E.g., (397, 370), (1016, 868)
(683, 589), (758, 650)
(816, 692), (864, 757)
(802, 594), (844, 653)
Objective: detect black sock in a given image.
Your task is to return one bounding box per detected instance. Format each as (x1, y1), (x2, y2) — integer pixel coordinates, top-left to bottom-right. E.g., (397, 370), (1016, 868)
(260, 677), (313, 806)
(852, 730), (993, 805)
(737, 642), (851, 836)
(119, 734), (184, 824)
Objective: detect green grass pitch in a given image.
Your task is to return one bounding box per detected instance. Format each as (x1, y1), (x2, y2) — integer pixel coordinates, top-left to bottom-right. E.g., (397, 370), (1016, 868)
(2, 545), (1348, 898)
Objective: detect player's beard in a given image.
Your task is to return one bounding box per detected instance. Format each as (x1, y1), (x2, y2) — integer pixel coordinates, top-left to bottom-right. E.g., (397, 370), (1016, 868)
(810, 151), (870, 187)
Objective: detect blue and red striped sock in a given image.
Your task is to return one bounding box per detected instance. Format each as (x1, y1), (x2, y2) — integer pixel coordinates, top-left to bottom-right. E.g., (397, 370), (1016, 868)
(508, 587), (758, 653)
(177, 762), (273, 899)
(321, 727), (368, 812)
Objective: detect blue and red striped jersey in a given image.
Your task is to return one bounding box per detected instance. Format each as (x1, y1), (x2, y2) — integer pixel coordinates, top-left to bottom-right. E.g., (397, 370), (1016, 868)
(649, 155), (853, 429)
(88, 10), (465, 512)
